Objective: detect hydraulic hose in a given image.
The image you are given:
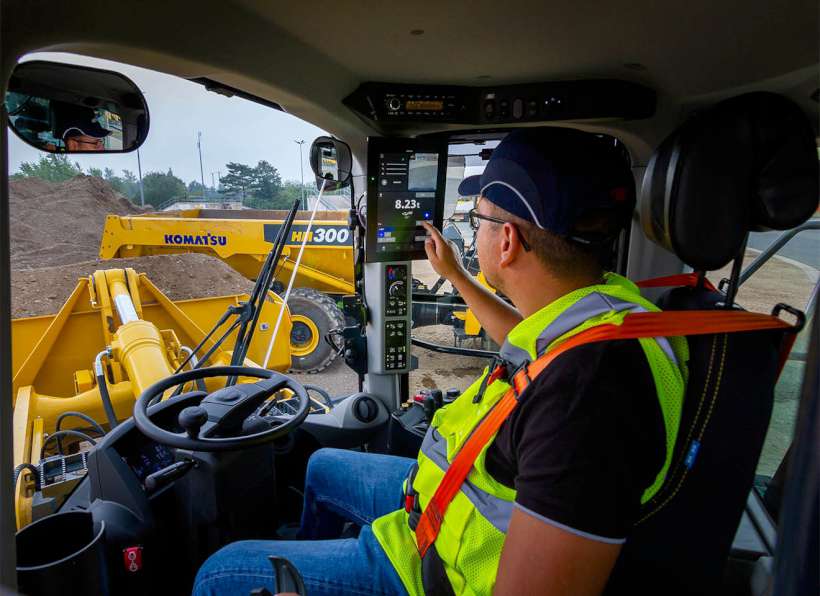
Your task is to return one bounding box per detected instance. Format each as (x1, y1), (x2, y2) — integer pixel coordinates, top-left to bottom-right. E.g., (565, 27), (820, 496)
(55, 411), (106, 438)
(40, 430), (97, 459)
(55, 411), (106, 453)
(175, 346), (206, 394)
(94, 348), (119, 429)
(13, 463), (41, 493)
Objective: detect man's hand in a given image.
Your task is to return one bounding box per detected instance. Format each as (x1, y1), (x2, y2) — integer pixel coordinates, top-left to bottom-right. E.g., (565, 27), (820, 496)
(422, 222), (522, 344)
(422, 222), (466, 281)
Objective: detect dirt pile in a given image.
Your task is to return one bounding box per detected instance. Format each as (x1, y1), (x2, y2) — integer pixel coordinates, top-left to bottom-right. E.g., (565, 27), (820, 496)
(10, 175), (145, 269)
(11, 253), (256, 319)
(9, 176), (259, 318)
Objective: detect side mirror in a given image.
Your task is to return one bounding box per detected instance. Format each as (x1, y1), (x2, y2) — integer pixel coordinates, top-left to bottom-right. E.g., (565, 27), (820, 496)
(309, 136), (352, 191)
(5, 60), (149, 154)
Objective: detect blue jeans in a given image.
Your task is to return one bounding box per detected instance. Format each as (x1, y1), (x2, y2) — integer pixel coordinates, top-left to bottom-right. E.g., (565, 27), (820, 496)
(193, 448), (416, 596)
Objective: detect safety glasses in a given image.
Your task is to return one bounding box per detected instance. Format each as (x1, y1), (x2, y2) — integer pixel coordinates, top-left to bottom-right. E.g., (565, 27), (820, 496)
(468, 208), (531, 251)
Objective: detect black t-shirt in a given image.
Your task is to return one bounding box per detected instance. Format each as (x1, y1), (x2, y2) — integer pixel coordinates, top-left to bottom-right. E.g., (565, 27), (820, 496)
(485, 339), (665, 542)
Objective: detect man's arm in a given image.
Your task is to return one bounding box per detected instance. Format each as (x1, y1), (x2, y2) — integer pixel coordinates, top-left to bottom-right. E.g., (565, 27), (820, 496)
(422, 222), (522, 345)
(494, 507), (621, 596)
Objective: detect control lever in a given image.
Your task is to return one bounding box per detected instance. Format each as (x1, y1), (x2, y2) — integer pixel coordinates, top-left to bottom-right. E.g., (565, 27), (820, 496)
(430, 389), (443, 410)
(144, 459), (196, 493)
(423, 395), (436, 424)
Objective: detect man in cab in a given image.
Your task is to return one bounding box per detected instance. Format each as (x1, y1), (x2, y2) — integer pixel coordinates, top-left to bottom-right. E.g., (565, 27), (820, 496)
(194, 127), (687, 596)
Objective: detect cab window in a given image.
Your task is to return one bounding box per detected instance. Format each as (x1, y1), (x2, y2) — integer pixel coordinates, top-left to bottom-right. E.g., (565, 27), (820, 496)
(708, 210), (819, 508)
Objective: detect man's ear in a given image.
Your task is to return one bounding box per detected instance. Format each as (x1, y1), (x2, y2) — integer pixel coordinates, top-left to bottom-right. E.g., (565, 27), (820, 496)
(498, 222), (524, 268)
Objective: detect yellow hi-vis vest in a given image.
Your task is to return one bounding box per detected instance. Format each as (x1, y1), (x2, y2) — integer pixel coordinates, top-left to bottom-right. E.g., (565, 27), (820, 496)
(372, 273), (689, 595)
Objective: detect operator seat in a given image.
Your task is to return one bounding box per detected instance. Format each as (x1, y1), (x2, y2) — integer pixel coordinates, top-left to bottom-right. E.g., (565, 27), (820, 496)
(606, 92), (818, 595)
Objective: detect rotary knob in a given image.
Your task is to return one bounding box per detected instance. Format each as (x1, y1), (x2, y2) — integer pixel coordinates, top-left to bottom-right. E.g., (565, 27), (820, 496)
(387, 97), (402, 111)
(353, 396), (379, 423)
(388, 280), (405, 297)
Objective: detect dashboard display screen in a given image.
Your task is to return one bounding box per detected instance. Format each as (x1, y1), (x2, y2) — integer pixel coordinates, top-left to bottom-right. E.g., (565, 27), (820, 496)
(121, 441), (175, 485)
(405, 99), (444, 112)
(366, 139), (447, 262)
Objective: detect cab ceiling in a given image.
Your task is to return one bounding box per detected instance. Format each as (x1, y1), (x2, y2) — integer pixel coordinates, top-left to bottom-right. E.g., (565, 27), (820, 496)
(2, 0), (818, 155)
(239, 0), (816, 98)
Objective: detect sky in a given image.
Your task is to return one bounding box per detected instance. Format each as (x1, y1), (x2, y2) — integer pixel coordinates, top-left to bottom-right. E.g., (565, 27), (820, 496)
(8, 52), (328, 186)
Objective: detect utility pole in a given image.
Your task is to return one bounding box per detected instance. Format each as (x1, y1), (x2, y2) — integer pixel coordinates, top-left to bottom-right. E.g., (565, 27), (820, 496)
(136, 147), (145, 207)
(197, 131), (206, 199)
(295, 139), (306, 209)
(211, 172), (215, 190)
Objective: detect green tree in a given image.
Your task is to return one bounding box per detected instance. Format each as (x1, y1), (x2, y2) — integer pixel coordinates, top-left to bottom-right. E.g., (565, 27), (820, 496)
(220, 162), (255, 200)
(250, 160), (283, 202)
(141, 168), (187, 208)
(12, 154), (82, 182)
(187, 180), (207, 199)
(102, 168), (140, 203)
(278, 180), (309, 209)
(87, 167), (104, 178)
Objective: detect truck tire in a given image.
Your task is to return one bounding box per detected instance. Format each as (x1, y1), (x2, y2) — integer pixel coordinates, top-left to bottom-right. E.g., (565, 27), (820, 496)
(285, 288), (345, 373)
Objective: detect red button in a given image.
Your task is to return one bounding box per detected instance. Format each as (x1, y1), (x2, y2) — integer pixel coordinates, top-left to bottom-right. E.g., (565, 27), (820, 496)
(123, 546), (143, 573)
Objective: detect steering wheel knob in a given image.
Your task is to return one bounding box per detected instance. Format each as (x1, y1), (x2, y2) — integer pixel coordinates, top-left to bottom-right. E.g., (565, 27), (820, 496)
(179, 406), (208, 439)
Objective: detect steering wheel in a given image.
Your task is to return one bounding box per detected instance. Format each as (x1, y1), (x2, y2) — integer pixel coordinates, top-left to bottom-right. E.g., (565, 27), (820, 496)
(133, 366), (311, 452)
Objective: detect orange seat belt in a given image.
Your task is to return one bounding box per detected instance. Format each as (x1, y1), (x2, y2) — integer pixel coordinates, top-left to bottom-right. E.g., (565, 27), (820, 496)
(413, 309), (797, 557)
(636, 272), (717, 292)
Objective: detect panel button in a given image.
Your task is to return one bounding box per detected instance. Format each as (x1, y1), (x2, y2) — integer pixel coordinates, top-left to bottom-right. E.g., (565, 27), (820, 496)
(512, 98), (524, 120)
(499, 99), (509, 118)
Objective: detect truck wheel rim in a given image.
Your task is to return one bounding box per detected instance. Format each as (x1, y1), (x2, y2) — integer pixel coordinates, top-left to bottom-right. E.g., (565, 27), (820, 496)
(290, 315), (320, 357)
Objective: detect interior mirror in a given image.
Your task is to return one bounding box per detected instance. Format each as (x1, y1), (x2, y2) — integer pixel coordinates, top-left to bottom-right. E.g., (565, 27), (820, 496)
(309, 135), (352, 191)
(5, 60), (149, 154)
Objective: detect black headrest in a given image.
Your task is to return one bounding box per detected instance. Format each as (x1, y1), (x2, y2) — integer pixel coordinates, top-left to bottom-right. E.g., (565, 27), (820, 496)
(641, 92), (818, 271)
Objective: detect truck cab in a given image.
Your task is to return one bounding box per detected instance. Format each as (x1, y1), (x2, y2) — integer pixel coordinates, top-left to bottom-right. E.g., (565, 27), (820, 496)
(1, 2), (817, 595)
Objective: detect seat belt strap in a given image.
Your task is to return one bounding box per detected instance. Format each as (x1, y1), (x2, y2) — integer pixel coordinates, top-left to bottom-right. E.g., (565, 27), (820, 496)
(636, 272), (716, 291)
(413, 309), (797, 558)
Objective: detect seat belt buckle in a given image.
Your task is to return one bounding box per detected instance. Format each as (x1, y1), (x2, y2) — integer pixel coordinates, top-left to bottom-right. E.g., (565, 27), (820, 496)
(404, 464), (422, 530)
(511, 365), (532, 399)
(487, 363), (507, 386)
(474, 358), (510, 403)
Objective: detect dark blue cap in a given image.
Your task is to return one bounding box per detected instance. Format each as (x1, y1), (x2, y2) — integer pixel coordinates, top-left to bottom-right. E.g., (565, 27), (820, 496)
(54, 103), (111, 139)
(458, 128), (634, 242)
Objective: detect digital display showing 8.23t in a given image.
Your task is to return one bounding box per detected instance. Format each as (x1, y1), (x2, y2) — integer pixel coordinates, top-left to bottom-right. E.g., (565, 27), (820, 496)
(366, 138), (448, 262)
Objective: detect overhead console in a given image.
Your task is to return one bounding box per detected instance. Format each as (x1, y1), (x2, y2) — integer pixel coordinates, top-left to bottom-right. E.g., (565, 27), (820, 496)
(344, 79), (655, 127)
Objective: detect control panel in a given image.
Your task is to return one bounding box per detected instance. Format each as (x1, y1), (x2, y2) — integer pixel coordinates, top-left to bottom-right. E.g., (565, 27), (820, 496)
(384, 264), (408, 316)
(344, 80), (655, 127)
(364, 261), (412, 375)
(384, 320), (407, 370)
(365, 137), (448, 263)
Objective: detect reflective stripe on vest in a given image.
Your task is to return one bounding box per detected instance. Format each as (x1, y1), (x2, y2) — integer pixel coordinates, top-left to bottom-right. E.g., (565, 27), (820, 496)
(500, 290), (680, 369)
(371, 273), (689, 596)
